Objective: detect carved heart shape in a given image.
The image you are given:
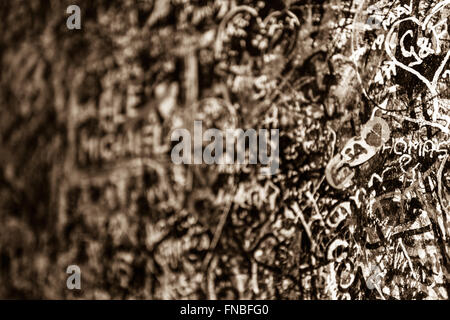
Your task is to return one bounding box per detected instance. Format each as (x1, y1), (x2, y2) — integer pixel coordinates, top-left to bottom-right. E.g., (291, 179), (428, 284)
(384, 2), (450, 120)
(340, 117), (390, 167)
(214, 6), (300, 100)
(326, 117), (390, 189)
(215, 7), (300, 66)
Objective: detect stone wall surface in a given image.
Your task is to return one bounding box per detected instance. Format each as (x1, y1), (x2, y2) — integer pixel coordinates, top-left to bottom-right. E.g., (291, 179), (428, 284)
(0, 0), (449, 299)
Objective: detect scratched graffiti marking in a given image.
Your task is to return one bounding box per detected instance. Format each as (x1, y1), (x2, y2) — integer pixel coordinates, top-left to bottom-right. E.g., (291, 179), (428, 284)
(352, 0), (450, 133)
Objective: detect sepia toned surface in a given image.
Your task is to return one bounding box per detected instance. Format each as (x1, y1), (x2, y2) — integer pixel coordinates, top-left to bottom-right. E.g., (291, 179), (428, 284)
(0, 0), (449, 299)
